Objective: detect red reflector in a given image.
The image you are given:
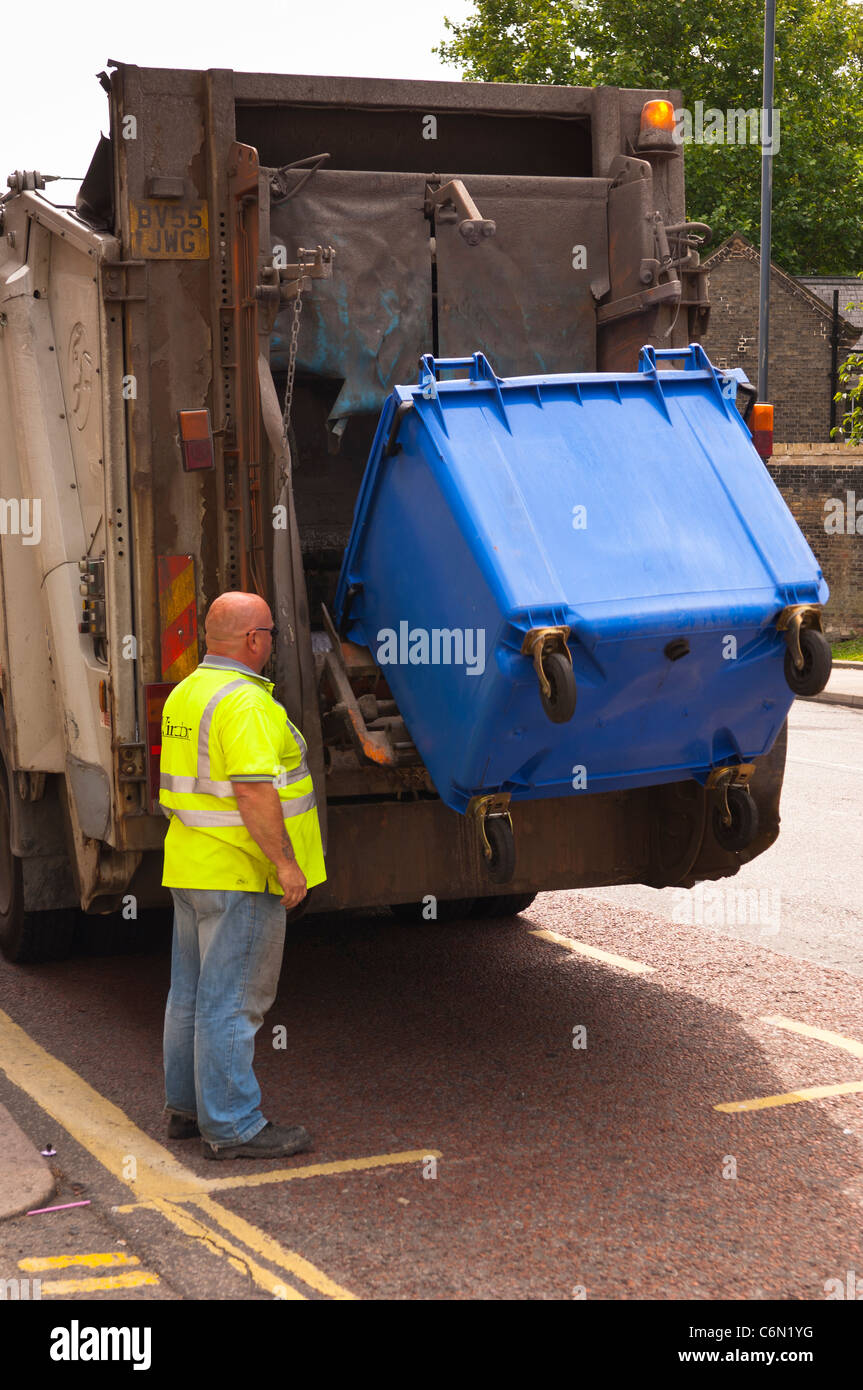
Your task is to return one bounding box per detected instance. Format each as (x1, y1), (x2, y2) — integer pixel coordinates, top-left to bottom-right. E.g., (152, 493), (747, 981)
(182, 438), (214, 471)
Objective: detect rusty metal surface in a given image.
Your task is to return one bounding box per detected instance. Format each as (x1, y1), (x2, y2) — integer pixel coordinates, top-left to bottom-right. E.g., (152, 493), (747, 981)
(111, 65), (217, 682)
(226, 143), (269, 598)
(312, 789), (650, 911)
(233, 70), (599, 115)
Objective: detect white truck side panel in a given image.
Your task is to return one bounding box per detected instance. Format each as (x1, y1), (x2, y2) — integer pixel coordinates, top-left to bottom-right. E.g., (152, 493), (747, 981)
(0, 209), (118, 843)
(48, 236), (106, 556)
(0, 320), (64, 769)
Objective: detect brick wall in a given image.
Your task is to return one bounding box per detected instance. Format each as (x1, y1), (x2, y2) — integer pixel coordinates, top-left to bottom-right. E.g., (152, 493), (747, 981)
(701, 239), (857, 445)
(766, 444), (863, 634)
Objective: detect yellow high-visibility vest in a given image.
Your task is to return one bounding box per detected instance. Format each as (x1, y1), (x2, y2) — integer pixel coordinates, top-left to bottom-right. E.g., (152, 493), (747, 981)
(159, 657), (325, 894)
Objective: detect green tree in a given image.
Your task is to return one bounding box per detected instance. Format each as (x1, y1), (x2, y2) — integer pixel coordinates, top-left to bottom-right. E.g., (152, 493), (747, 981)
(434, 0), (863, 275)
(833, 352), (863, 444)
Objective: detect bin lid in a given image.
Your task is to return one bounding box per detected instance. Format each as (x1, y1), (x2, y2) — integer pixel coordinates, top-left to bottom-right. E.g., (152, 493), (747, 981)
(336, 344), (826, 639)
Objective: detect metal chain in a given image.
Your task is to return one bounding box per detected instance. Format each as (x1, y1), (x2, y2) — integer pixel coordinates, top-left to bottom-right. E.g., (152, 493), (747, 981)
(281, 262), (305, 448)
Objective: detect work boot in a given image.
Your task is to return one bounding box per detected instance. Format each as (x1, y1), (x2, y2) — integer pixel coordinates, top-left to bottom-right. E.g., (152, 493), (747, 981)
(201, 1122), (312, 1161)
(167, 1113), (200, 1140)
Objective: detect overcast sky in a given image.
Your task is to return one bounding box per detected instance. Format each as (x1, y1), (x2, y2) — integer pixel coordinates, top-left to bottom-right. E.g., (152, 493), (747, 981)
(2, 0), (474, 205)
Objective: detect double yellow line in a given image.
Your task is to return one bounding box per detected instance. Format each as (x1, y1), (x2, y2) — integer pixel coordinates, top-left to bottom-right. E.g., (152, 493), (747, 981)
(0, 1007), (355, 1299)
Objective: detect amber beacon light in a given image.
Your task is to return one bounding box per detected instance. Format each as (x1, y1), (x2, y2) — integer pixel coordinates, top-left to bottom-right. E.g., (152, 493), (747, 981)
(749, 402), (774, 460)
(637, 99), (677, 152)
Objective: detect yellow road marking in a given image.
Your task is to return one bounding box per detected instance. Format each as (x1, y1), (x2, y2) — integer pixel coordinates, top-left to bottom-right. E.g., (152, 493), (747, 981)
(530, 928), (654, 975)
(148, 1198), (306, 1301)
(40, 1272), (159, 1295)
(717, 1016), (863, 1113)
(190, 1194), (355, 1300)
(0, 1006), (355, 1301)
(761, 1014), (863, 1060)
(112, 1148), (442, 1208)
(19, 1252), (140, 1272)
(0, 1011), (202, 1200)
(715, 1080), (863, 1113)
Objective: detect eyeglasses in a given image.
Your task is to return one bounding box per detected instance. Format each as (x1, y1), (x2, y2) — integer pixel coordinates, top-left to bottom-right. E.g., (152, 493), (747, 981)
(246, 626), (278, 639)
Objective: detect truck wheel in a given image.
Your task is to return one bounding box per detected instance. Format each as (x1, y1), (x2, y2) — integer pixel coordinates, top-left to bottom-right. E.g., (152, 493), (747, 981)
(390, 898), (475, 923)
(0, 761), (75, 963)
(540, 652), (577, 724)
(471, 892), (537, 918)
(712, 786), (759, 853)
(784, 629), (832, 697)
(485, 816), (515, 885)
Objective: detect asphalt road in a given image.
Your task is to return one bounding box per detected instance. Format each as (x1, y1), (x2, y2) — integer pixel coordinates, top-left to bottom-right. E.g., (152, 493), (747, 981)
(0, 699), (860, 1302)
(580, 699), (863, 975)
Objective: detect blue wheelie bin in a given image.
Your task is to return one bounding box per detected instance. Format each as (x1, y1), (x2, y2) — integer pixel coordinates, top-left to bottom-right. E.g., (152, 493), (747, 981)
(333, 345), (830, 878)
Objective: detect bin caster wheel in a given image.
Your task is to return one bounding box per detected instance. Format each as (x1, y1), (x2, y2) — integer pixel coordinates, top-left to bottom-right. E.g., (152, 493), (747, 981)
(783, 628), (832, 697)
(540, 652), (577, 724)
(712, 786), (759, 852)
(485, 816), (515, 885)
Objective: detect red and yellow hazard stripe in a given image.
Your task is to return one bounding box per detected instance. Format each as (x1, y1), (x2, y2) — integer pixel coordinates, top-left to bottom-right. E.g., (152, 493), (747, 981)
(158, 555), (199, 681)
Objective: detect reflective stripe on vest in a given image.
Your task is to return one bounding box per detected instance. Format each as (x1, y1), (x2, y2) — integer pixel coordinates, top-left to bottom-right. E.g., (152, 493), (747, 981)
(199, 680), (309, 791)
(160, 763), (309, 795)
(164, 790), (317, 828)
(160, 673), (314, 817)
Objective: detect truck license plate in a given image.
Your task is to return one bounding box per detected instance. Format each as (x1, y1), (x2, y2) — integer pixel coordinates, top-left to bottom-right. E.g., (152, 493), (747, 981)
(130, 200), (209, 259)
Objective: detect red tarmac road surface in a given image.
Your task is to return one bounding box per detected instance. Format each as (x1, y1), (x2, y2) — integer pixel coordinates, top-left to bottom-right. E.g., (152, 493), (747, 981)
(1, 892), (861, 1301)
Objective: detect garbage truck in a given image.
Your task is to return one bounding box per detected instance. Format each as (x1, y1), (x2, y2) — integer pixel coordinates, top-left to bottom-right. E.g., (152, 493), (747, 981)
(0, 61), (831, 961)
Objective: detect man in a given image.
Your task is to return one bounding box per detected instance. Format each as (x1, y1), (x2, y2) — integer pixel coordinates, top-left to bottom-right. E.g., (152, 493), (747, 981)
(159, 590), (325, 1160)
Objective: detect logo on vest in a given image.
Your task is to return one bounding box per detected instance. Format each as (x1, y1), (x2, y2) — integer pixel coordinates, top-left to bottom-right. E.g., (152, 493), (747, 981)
(162, 715), (192, 740)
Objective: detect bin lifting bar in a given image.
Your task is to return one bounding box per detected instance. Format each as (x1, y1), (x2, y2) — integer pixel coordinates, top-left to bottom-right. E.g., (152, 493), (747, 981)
(424, 179), (496, 246)
(521, 626), (572, 701)
(706, 764), (755, 826)
(776, 604), (824, 671)
(467, 793), (513, 861)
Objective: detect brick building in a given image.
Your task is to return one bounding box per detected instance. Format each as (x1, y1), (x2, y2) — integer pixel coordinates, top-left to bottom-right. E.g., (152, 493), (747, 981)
(701, 233), (859, 443)
(799, 276), (863, 352)
(765, 445), (863, 637)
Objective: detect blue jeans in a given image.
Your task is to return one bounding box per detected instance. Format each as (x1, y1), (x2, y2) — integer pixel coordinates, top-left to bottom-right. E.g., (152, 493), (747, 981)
(163, 887), (287, 1148)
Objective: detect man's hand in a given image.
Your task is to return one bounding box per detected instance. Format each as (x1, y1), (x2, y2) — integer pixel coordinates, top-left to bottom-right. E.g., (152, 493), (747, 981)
(277, 858), (307, 910)
(231, 781), (309, 910)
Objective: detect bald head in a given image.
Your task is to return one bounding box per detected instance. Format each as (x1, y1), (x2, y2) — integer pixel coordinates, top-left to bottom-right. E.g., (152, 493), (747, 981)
(205, 591), (275, 673)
